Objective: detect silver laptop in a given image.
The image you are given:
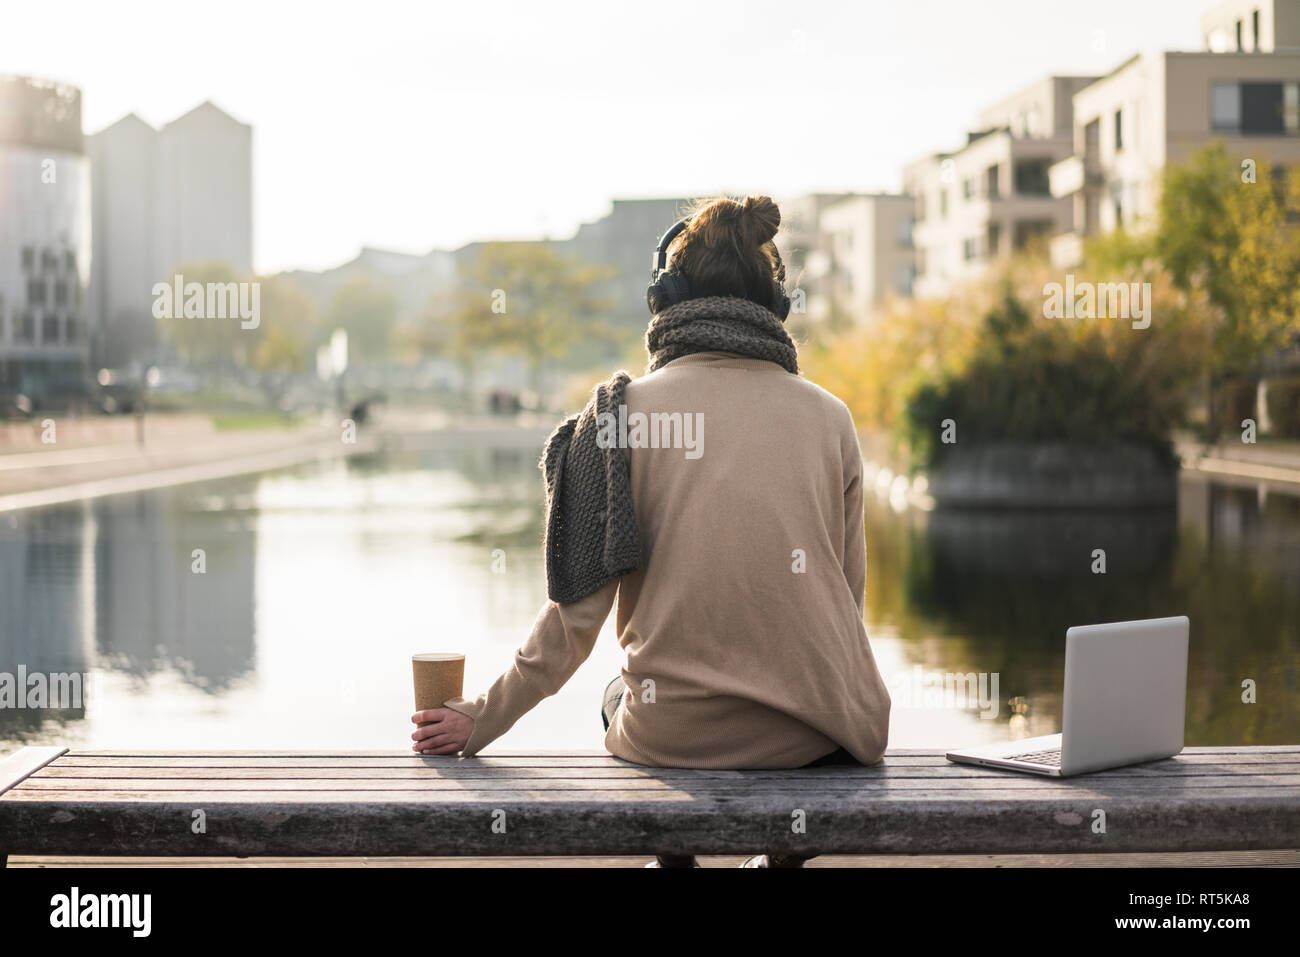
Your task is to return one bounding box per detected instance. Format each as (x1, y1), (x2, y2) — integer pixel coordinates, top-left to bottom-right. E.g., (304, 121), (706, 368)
(946, 616), (1188, 777)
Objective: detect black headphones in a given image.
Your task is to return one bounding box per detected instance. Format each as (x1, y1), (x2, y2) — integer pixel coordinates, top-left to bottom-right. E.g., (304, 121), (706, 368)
(645, 217), (791, 320)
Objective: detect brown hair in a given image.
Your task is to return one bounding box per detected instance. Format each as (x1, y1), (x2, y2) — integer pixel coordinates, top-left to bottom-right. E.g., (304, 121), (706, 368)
(669, 195), (786, 311)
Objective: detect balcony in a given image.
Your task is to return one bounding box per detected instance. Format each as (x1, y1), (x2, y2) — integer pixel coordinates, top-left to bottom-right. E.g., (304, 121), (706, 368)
(1049, 155), (1103, 198)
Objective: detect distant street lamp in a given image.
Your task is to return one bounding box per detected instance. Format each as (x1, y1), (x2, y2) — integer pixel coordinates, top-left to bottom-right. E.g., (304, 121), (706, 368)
(137, 365), (159, 447)
(319, 329), (348, 412)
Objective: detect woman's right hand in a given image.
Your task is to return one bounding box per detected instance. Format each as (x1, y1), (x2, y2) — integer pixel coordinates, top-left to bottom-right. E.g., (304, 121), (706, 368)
(411, 708), (475, 755)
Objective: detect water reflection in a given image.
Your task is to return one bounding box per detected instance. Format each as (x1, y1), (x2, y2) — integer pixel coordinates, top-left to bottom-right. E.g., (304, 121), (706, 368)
(0, 442), (1296, 752)
(869, 473), (1299, 747)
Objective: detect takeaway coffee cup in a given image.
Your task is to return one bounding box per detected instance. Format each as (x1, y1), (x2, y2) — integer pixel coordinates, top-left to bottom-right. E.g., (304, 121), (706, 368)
(412, 653), (465, 727)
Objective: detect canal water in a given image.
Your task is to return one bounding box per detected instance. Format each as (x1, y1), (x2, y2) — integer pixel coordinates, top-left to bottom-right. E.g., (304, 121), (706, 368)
(1, 443), (1296, 754)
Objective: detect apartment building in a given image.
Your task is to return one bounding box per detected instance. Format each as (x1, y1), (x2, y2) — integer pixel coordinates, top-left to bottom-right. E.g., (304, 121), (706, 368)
(905, 76), (1097, 298)
(1049, 11), (1300, 266)
(818, 194), (916, 325)
(0, 76), (92, 405)
(1202, 0), (1300, 52)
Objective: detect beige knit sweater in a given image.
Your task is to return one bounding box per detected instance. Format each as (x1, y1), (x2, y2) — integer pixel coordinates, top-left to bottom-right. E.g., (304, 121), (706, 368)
(442, 352), (892, 768)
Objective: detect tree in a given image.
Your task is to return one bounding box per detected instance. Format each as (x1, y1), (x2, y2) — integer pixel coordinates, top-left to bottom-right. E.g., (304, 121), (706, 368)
(449, 242), (615, 394)
(155, 260), (248, 374)
(246, 275), (319, 409)
(324, 277), (399, 363)
(1156, 142), (1300, 377)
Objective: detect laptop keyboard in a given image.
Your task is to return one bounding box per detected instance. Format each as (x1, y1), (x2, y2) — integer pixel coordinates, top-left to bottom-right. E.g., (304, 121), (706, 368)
(1004, 749), (1062, 766)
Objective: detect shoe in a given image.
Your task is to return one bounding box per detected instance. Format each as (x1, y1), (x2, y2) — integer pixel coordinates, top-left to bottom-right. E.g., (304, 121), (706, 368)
(741, 854), (806, 868)
(645, 855), (700, 868)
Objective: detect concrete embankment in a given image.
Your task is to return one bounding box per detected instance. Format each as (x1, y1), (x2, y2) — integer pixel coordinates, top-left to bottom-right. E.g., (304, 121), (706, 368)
(925, 442), (1178, 508)
(860, 431), (1300, 510)
(0, 411), (557, 513)
(1176, 435), (1300, 489)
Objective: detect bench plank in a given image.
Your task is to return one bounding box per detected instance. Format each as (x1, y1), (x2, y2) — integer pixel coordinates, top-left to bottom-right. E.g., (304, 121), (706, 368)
(31, 761), (1300, 779)
(1, 746), (1296, 858)
(0, 747), (67, 795)
(59, 746), (1300, 755)
(14, 775), (1300, 792)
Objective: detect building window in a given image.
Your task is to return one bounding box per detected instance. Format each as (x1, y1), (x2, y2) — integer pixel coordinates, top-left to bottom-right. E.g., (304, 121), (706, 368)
(21, 247), (34, 272)
(19, 314), (35, 342)
(939, 189), (949, 219)
(64, 250), (76, 272)
(42, 315), (59, 344)
(1213, 82), (1296, 133)
(1236, 18), (1244, 51)
(1243, 82), (1286, 133)
(963, 177), (974, 199)
(963, 237), (979, 261)
(1212, 83), (1242, 130)
(54, 281), (68, 306)
(66, 317), (79, 342)
(897, 266), (915, 297)
(1254, 9), (1261, 51)
(26, 278), (46, 306)
(40, 249), (57, 272)
(1013, 159), (1052, 196)
(896, 217), (914, 248)
(1114, 109), (1124, 151)
(988, 222), (1002, 257)
(986, 164), (1001, 198)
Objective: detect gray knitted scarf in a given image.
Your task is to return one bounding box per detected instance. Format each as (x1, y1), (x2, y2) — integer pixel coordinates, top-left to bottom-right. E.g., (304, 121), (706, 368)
(540, 295), (798, 603)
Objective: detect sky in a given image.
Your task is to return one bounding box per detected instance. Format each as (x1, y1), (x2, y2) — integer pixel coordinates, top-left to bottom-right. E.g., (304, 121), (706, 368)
(3, 0), (1205, 274)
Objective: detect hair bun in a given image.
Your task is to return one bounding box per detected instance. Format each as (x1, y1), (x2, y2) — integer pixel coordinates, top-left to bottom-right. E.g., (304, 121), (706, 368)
(739, 195), (780, 247)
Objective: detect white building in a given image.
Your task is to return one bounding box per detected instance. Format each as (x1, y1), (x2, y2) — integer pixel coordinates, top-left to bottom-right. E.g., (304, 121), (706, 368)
(818, 194), (916, 325)
(1202, 0), (1300, 52)
(1049, 8), (1300, 265)
(905, 76), (1097, 298)
(0, 76), (92, 405)
(89, 101), (252, 368)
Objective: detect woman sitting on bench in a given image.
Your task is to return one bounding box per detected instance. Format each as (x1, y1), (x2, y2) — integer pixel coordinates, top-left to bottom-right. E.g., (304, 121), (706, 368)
(411, 195), (892, 868)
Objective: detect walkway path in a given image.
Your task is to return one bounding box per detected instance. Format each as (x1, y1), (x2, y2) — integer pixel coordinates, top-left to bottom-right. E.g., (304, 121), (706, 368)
(1177, 434), (1300, 488)
(0, 410), (555, 513)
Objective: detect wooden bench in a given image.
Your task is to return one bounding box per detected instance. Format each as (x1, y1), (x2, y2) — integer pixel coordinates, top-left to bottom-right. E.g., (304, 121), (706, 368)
(1, 746), (1296, 862)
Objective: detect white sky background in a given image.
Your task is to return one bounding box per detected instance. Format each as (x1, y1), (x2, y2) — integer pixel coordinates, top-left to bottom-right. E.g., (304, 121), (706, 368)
(3, 0), (1202, 274)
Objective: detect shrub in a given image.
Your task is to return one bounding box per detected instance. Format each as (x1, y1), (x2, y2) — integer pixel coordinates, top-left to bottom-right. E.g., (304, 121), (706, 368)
(901, 266), (1208, 471)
